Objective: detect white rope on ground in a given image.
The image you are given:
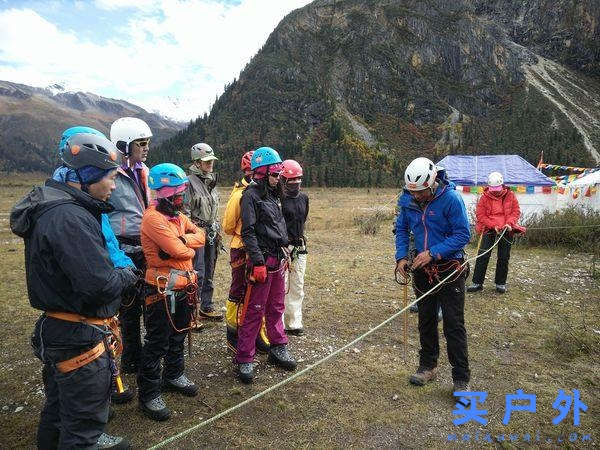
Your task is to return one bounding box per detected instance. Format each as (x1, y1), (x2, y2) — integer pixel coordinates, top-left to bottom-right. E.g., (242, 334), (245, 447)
(146, 230), (508, 450)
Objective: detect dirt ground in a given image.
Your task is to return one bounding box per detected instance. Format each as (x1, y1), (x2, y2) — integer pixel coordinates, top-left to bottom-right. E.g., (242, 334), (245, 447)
(0, 175), (598, 449)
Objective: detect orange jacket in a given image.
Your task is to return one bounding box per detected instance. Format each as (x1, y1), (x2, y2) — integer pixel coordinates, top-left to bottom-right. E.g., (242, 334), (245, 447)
(141, 205), (205, 289)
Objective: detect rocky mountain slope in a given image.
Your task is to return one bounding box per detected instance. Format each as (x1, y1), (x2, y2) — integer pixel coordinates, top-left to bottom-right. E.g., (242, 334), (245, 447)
(0, 81), (184, 172)
(156, 0), (599, 186)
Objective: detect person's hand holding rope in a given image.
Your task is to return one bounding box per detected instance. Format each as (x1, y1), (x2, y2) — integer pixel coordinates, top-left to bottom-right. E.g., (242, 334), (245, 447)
(411, 250), (433, 270)
(395, 259), (409, 279)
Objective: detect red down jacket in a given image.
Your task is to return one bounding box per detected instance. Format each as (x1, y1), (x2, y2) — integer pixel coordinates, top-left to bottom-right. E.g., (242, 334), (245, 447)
(475, 186), (526, 234)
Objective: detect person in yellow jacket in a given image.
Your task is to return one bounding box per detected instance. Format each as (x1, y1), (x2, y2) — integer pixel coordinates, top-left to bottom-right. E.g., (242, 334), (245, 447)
(222, 151), (270, 354)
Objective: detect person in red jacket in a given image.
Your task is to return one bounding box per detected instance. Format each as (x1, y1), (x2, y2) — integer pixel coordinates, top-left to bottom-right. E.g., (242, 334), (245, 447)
(467, 172), (525, 294)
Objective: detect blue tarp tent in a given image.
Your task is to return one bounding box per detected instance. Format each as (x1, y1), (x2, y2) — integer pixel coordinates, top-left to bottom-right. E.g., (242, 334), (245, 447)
(436, 155), (555, 186)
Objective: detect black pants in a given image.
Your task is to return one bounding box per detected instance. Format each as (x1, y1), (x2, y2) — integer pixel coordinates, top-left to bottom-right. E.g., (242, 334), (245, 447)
(413, 266), (470, 382)
(193, 240), (217, 311)
(32, 316), (111, 449)
(472, 231), (512, 285)
(137, 290), (191, 403)
(119, 250), (145, 372)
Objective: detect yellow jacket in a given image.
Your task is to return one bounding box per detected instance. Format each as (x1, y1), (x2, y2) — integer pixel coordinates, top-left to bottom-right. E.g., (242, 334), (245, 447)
(222, 177), (249, 249)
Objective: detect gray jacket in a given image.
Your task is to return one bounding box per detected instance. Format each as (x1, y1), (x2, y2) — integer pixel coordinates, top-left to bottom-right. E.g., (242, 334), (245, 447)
(108, 165), (150, 253)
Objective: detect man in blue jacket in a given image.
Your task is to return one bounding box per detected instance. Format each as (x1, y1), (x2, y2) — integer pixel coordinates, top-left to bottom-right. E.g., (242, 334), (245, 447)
(395, 157), (471, 392)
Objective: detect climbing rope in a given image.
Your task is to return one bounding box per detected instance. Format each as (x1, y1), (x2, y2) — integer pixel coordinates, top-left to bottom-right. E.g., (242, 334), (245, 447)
(146, 230), (508, 450)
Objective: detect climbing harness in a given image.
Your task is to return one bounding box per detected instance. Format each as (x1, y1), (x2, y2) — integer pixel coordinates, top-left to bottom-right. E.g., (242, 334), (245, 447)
(148, 270), (199, 356)
(44, 312), (124, 392)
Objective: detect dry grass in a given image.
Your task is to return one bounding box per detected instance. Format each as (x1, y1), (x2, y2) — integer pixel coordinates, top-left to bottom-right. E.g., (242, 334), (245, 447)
(0, 176), (598, 449)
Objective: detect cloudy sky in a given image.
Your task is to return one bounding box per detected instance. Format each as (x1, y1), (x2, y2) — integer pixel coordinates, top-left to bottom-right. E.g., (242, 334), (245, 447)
(0, 0), (312, 121)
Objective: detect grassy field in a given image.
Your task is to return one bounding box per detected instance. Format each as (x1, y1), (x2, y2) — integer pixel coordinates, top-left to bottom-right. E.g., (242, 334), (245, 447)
(0, 175), (598, 449)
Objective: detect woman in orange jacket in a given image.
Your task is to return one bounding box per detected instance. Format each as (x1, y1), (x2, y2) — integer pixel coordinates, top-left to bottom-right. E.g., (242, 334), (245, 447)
(138, 163), (205, 421)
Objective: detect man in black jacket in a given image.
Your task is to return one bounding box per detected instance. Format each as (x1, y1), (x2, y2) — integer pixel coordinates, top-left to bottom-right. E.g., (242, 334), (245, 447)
(11, 132), (138, 449)
(236, 147), (297, 383)
(280, 159), (309, 336)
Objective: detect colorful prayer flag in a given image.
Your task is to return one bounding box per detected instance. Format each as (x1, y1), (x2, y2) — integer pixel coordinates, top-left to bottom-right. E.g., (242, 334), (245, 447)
(526, 186), (535, 194)
(517, 186), (526, 193)
(542, 186), (552, 194)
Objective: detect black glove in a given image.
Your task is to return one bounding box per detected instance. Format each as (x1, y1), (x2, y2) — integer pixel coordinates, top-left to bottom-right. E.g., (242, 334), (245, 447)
(120, 266), (139, 288)
(158, 249), (171, 260)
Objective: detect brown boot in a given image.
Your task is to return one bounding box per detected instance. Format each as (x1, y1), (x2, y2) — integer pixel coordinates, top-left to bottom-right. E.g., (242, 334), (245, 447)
(409, 366), (438, 386)
(199, 307), (223, 320)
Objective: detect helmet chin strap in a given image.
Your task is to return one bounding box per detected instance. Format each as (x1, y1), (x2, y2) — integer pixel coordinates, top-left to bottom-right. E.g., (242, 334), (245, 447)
(74, 169), (89, 193)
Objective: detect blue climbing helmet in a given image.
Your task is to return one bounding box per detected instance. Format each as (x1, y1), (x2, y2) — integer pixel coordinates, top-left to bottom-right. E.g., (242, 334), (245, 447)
(148, 163), (188, 190)
(250, 147), (282, 170)
(58, 126), (105, 153)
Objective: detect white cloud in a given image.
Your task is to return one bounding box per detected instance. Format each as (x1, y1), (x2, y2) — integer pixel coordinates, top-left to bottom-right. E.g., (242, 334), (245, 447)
(94, 0), (160, 10)
(0, 1), (312, 121)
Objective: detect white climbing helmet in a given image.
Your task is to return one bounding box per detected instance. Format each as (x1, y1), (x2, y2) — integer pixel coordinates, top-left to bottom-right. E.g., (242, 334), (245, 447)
(488, 171), (504, 187)
(110, 117), (152, 155)
(404, 157), (437, 191)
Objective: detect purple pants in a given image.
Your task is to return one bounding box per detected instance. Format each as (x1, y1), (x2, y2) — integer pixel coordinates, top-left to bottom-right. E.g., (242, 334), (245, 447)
(235, 255), (288, 363)
(228, 248), (247, 302)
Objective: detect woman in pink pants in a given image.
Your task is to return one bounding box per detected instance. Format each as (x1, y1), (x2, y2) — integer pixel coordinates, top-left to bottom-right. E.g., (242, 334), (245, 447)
(236, 147), (297, 383)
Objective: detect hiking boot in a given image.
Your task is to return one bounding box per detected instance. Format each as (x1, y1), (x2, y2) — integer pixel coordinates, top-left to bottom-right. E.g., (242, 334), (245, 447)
(466, 283), (483, 293)
(139, 396), (171, 421)
(190, 321), (205, 333)
(226, 327), (238, 354)
(120, 362), (138, 375)
(267, 345), (297, 371)
(453, 380), (471, 407)
(97, 433), (131, 449)
(285, 328), (304, 336)
(199, 307), (223, 320)
(495, 284), (507, 294)
(409, 366), (438, 386)
(409, 303), (418, 313)
(163, 374), (198, 397)
(238, 362), (254, 384)
(453, 380), (469, 392)
(111, 386), (134, 404)
(256, 335), (270, 353)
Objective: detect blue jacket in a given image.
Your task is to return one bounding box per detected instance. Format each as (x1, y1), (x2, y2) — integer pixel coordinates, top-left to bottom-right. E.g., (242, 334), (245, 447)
(102, 214), (134, 268)
(395, 172), (470, 261)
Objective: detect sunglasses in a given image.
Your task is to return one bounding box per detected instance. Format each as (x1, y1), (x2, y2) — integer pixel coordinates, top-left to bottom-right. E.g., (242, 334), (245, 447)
(133, 140), (150, 148)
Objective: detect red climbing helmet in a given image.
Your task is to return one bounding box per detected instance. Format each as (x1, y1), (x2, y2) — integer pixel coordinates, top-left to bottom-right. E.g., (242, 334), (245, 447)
(241, 151), (254, 171)
(281, 159), (303, 179)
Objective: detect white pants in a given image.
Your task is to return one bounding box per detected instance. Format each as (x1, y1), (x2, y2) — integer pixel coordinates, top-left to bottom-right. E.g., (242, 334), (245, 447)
(284, 253), (307, 330)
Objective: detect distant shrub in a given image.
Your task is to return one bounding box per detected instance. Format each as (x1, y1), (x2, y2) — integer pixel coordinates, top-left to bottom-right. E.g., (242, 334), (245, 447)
(353, 208), (395, 235)
(518, 207), (600, 253)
